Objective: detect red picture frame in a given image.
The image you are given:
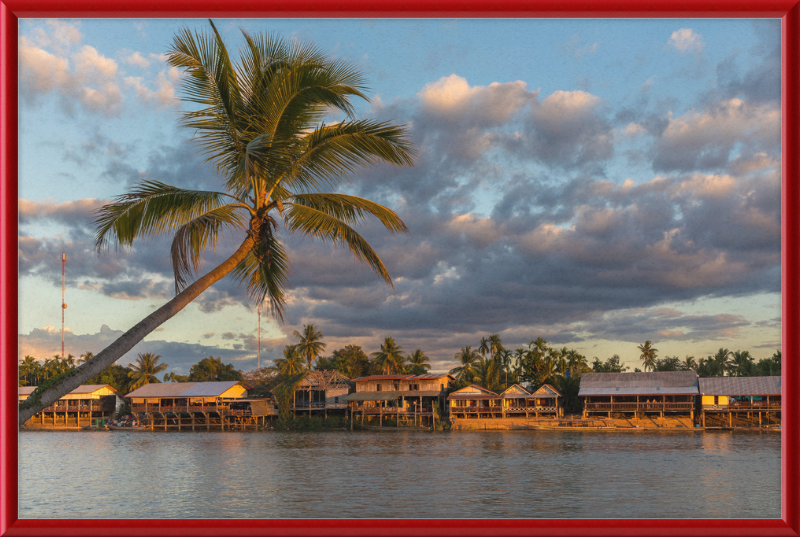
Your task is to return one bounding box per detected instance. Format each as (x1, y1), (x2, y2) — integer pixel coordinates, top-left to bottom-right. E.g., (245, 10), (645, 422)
(1, 1), (798, 535)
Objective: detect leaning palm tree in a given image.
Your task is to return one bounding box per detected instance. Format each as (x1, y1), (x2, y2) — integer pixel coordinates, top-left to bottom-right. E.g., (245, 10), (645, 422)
(127, 353), (169, 391)
(449, 346), (480, 383)
(293, 324), (326, 370)
(637, 341), (658, 372)
(18, 21), (415, 425)
(371, 337), (405, 374)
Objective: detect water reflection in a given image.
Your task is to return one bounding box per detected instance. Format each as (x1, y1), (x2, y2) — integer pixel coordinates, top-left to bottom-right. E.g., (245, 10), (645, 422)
(19, 430), (780, 519)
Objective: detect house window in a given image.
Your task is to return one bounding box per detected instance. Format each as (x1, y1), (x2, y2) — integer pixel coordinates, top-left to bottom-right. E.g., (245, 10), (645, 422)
(714, 396), (719, 405)
(410, 384), (419, 391)
(377, 385), (382, 392)
(335, 397), (339, 404)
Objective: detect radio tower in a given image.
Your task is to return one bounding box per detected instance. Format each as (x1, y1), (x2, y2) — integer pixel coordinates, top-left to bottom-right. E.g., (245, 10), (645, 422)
(257, 302), (261, 371)
(61, 250), (67, 360)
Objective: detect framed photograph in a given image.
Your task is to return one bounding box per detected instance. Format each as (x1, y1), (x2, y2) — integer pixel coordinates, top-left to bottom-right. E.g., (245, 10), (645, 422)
(2, 0), (798, 535)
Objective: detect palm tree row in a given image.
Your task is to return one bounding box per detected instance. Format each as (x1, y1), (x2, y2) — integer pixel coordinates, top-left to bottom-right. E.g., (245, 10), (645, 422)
(19, 352), (245, 395)
(273, 329), (431, 379)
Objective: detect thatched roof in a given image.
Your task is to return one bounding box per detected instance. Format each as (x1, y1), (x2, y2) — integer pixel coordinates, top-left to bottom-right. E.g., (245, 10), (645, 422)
(294, 370), (351, 389)
(578, 371), (699, 396)
(698, 376), (781, 396)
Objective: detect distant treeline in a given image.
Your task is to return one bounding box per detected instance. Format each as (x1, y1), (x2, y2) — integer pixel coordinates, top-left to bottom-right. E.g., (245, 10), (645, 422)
(19, 327), (781, 411)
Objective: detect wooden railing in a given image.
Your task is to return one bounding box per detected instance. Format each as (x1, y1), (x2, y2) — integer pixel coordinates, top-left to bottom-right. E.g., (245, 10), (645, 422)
(704, 402), (782, 411)
(505, 406), (557, 412)
(359, 407), (433, 414)
(43, 404), (113, 413)
(450, 407), (503, 413)
(131, 404), (223, 414)
(585, 402), (694, 411)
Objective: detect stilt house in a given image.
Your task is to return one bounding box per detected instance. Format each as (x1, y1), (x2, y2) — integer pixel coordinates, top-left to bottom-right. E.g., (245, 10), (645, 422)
(19, 384), (122, 428)
(698, 376), (781, 428)
(501, 384), (563, 418)
(284, 370), (352, 417)
(447, 385), (503, 418)
(579, 371), (698, 420)
(126, 381), (269, 430)
(345, 373), (454, 427)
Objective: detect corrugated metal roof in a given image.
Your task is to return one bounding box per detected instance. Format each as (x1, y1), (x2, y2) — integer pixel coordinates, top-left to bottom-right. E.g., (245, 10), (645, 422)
(18, 385), (117, 396)
(343, 392), (400, 401)
(500, 384), (531, 397)
(579, 387), (699, 396)
(343, 390), (442, 401)
(126, 381), (243, 398)
(531, 384), (562, 398)
(352, 375), (414, 382)
(179, 381), (242, 397)
(447, 394), (502, 400)
(699, 376), (781, 396)
(409, 373), (454, 381)
(126, 382), (198, 398)
(579, 371), (698, 396)
(449, 384), (499, 396)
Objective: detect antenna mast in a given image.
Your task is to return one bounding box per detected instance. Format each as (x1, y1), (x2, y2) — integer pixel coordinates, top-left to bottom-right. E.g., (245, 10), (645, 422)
(61, 250), (67, 360)
(257, 302), (261, 371)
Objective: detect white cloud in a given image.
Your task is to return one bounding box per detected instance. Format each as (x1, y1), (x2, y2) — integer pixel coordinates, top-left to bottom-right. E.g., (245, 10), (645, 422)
(124, 71), (179, 108)
(668, 28), (705, 53)
(419, 74), (531, 124)
(28, 19), (82, 51)
(123, 51), (150, 68)
(73, 45), (118, 78)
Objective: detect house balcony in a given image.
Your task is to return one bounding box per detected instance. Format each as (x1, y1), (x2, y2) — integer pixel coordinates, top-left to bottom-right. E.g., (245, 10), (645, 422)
(584, 402), (694, 412)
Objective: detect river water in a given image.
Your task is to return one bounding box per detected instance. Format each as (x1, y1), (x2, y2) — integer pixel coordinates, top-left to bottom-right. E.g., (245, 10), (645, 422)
(18, 429), (781, 519)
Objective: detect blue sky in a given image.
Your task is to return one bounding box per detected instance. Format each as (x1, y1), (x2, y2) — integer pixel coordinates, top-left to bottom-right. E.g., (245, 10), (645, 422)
(17, 18), (782, 375)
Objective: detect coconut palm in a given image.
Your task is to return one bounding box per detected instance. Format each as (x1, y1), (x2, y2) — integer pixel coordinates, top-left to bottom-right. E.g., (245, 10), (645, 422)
(19, 22), (415, 425)
(78, 351), (94, 365)
(371, 337), (405, 374)
(712, 348), (732, 377)
(127, 353), (168, 391)
(407, 349), (431, 374)
(728, 350), (754, 377)
(637, 341), (658, 372)
(449, 346), (480, 383)
(293, 324), (326, 370)
(683, 355), (697, 371)
(273, 344), (305, 377)
(19, 356), (39, 386)
(473, 356), (503, 393)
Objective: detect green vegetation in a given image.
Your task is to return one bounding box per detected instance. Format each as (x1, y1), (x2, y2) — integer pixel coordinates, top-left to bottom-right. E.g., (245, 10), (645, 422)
(127, 353), (169, 391)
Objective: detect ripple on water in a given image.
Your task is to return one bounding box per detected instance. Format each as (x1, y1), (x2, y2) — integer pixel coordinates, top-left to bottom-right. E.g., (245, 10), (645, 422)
(18, 429), (781, 519)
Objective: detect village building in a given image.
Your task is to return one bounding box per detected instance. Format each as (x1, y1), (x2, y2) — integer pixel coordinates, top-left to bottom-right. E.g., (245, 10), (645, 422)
(579, 371), (698, 420)
(345, 373), (454, 428)
(501, 384), (564, 418)
(447, 385), (503, 418)
(698, 376), (781, 428)
(126, 381), (274, 430)
(19, 384), (123, 428)
(283, 370), (352, 418)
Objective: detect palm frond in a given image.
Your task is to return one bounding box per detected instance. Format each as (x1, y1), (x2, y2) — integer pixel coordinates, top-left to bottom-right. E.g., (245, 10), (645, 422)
(229, 234), (291, 321)
(275, 120), (416, 193)
(93, 181), (245, 250)
(170, 204), (249, 293)
(168, 22), (245, 176)
(282, 203), (394, 286)
(288, 193), (407, 233)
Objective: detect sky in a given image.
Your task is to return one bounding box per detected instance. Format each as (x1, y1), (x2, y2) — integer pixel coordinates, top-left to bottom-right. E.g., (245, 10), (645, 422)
(17, 18), (782, 376)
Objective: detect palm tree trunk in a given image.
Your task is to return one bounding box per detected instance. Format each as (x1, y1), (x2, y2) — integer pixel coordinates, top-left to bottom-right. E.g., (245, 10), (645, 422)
(18, 236), (255, 425)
